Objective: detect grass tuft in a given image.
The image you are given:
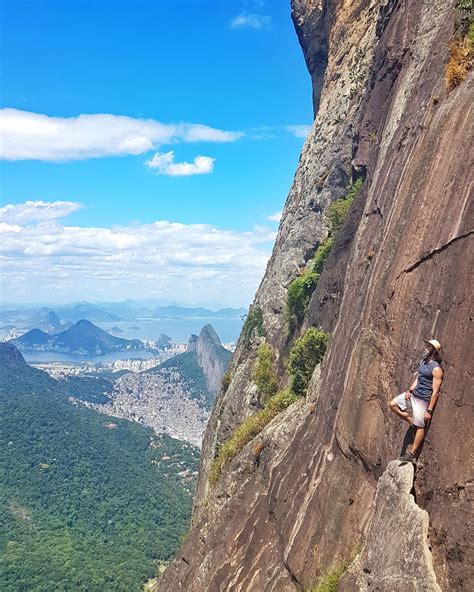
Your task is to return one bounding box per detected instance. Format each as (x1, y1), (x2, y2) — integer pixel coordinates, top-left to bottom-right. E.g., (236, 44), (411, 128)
(285, 176), (363, 333)
(326, 177), (363, 234)
(241, 306), (266, 348)
(287, 328), (330, 396)
(304, 560), (349, 592)
(445, 36), (473, 90)
(445, 2), (474, 90)
(253, 342), (279, 402)
(209, 388), (299, 486)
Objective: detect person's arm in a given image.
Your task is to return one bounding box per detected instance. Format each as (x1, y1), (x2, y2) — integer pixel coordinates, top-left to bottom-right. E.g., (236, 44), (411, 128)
(405, 374), (418, 400)
(424, 367), (443, 421)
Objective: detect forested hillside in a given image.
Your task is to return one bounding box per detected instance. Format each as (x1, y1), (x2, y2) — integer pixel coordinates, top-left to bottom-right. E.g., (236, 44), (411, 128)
(0, 343), (199, 592)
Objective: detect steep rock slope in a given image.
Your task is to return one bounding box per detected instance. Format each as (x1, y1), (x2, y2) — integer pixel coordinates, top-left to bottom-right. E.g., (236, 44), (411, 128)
(195, 324), (232, 396)
(157, 1), (473, 590)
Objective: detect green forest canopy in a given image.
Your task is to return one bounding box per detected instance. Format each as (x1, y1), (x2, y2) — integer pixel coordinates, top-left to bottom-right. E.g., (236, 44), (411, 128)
(0, 345), (199, 592)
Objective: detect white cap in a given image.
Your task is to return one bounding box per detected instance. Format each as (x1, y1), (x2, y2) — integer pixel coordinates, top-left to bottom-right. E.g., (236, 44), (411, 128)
(422, 338), (443, 359)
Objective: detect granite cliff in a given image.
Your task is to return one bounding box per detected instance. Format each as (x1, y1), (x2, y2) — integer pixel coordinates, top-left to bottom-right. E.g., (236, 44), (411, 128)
(195, 324), (233, 397)
(156, 1), (473, 590)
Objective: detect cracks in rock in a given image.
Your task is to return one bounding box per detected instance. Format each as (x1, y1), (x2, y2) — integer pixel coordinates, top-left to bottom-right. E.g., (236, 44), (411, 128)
(283, 558), (303, 590)
(365, 204), (383, 219)
(410, 467), (419, 504)
(397, 230), (474, 278)
(334, 432), (377, 478)
(348, 444), (378, 477)
(375, 0), (400, 39)
(267, 503), (303, 590)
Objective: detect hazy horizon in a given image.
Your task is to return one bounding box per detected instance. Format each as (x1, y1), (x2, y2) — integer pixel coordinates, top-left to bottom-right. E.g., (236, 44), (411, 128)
(0, 297), (248, 311)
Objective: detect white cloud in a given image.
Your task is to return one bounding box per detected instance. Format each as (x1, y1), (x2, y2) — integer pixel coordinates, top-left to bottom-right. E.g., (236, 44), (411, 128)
(0, 200), (82, 224)
(0, 222), (22, 233)
(230, 12), (271, 30)
(0, 109), (243, 161)
(286, 124), (312, 138)
(146, 151), (215, 176)
(267, 211), (282, 222)
(0, 201), (276, 306)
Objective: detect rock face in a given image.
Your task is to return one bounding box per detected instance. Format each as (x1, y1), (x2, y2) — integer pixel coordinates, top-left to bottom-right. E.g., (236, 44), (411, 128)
(156, 1), (473, 591)
(187, 334), (198, 352)
(339, 461), (441, 592)
(195, 324), (231, 396)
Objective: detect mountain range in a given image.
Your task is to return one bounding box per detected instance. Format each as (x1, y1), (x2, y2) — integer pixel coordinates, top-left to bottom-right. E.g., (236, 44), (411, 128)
(12, 319), (145, 355)
(0, 301), (247, 333)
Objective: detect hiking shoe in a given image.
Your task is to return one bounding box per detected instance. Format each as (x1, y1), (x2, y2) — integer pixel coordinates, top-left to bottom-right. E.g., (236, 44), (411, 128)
(399, 451), (416, 463)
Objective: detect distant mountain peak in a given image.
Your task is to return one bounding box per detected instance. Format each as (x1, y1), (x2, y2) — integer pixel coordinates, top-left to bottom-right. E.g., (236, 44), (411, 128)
(45, 310), (61, 329)
(12, 319), (144, 356)
(0, 342), (28, 369)
(187, 334), (199, 352)
(195, 324), (231, 396)
(199, 324), (222, 346)
(74, 318), (96, 328)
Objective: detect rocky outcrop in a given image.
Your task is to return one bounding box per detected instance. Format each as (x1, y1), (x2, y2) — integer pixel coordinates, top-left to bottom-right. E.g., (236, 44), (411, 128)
(156, 1), (473, 590)
(195, 324), (231, 397)
(339, 461), (441, 591)
(187, 334), (198, 352)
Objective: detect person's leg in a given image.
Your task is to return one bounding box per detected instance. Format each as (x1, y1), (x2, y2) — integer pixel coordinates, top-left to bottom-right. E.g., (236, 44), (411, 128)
(389, 394), (413, 425)
(411, 426), (425, 455)
(409, 396), (428, 455)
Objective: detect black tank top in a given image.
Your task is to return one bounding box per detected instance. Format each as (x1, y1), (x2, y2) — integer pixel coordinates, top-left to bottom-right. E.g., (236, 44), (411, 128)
(414, 359), (441, 401)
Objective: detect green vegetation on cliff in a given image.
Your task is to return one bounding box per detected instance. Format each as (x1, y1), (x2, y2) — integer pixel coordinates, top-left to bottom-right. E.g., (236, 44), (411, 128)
(326, 176), (363, 233)
(286, 176), (363, 331)
(241, 305), (266, 348)
(253, 342), (279, 402)
(445, 1), (474, 90)
(304, 560), (350, 592)
(288, 328), (330, 396)
(209, 388), (299, 485)
(210, 327), (329, 485)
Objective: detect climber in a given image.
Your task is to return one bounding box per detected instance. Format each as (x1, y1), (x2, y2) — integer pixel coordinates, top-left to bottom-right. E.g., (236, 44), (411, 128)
(389, 338), (444, 463)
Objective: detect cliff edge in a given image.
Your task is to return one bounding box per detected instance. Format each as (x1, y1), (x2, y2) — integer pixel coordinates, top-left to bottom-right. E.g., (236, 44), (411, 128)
(156, 1), (473, 590)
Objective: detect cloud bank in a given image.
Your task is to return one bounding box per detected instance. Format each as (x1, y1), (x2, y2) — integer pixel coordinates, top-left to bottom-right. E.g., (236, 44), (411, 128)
(146, 151), (215, 176)
(0, 201), (275, 306)
(0, 108), (243, 161)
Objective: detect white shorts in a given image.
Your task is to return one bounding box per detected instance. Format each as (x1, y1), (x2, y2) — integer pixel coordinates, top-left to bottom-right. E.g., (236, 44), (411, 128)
(393, 392), (428, 428)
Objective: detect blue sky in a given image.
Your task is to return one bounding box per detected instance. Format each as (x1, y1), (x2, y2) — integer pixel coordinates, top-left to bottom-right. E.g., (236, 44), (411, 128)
(0, 0), (313, 307)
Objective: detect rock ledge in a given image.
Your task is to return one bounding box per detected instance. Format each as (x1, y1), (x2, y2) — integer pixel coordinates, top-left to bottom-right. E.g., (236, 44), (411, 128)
(339, 460), (441, 592)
